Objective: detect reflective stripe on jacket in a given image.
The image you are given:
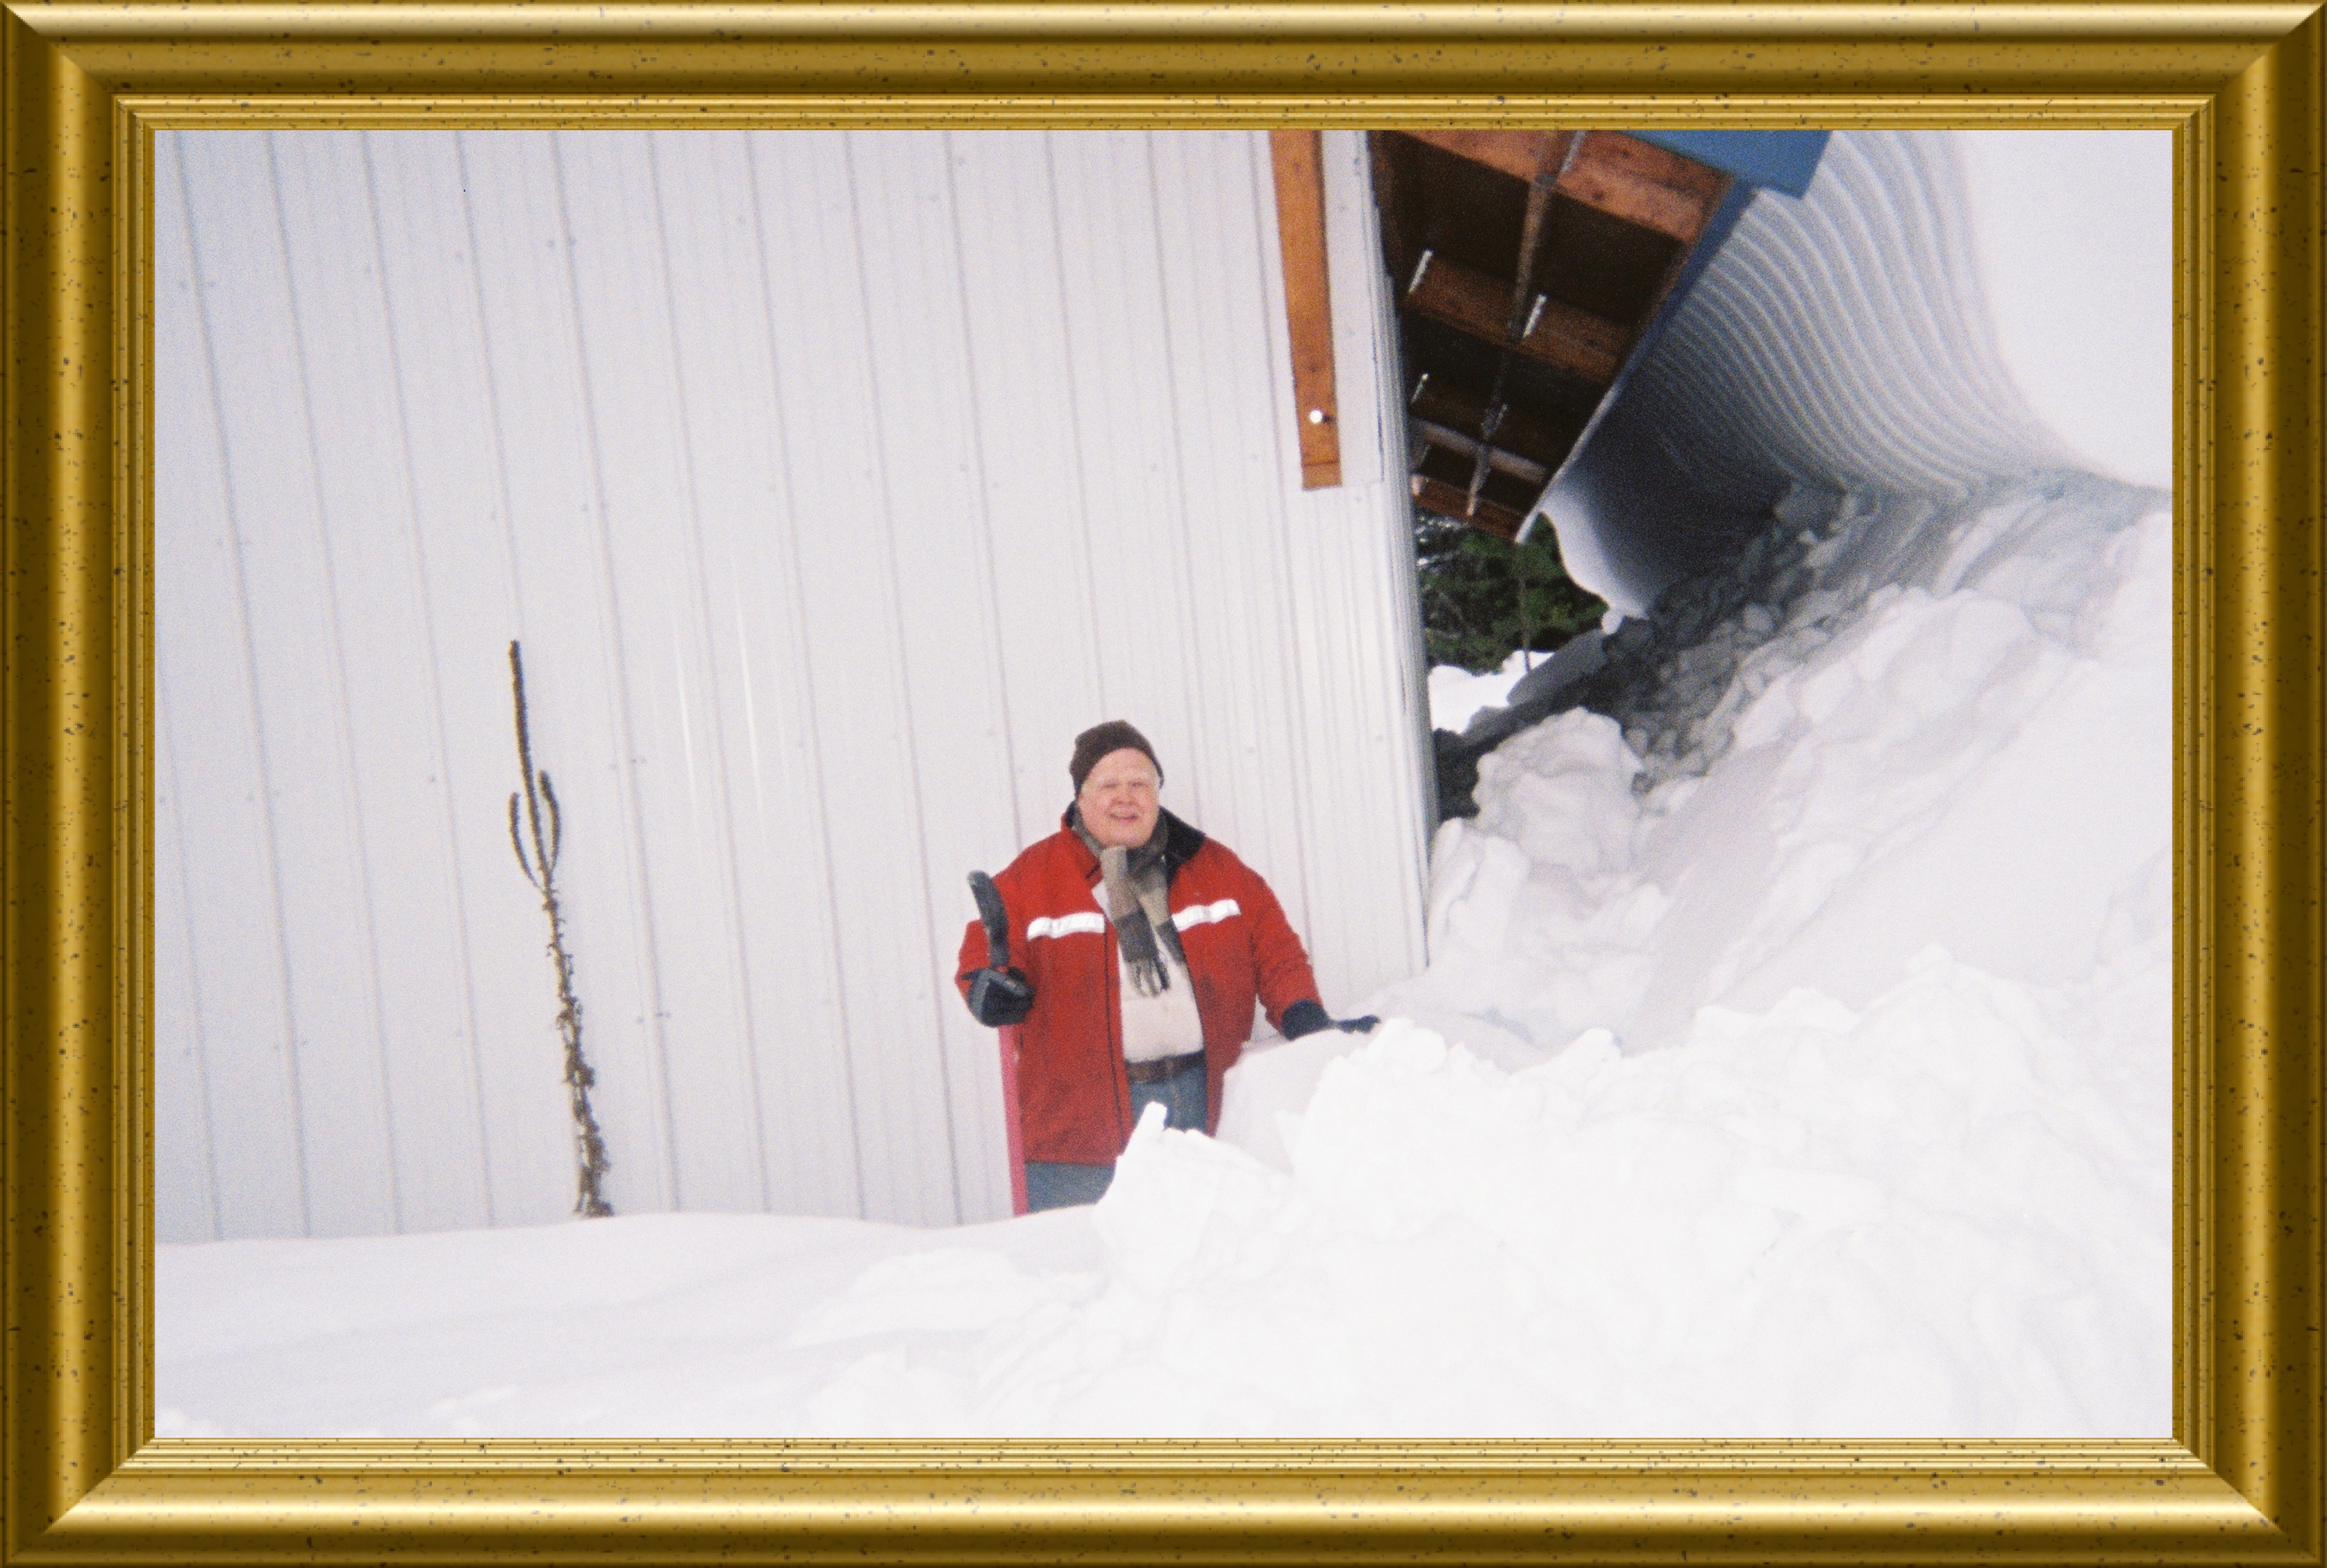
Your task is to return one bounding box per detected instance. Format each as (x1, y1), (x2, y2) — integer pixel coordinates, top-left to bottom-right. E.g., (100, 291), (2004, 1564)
(954, 808), (1321, 1165)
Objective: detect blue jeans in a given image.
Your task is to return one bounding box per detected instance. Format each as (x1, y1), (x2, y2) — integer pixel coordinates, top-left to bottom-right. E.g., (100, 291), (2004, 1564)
(1024, 1057), (1207, 1212)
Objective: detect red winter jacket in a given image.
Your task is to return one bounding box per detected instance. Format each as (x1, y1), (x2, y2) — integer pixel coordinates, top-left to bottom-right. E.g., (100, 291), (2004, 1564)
(956, 809), (1322, 1165)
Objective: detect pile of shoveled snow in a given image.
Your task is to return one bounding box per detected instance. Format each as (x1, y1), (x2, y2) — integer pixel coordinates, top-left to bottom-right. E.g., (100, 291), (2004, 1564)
(1208, 462), (2173, 1437)
(807, 968), (2164, 1437)
(160, 980), (2162, 1438)
(1378, 469), (2169, 1061)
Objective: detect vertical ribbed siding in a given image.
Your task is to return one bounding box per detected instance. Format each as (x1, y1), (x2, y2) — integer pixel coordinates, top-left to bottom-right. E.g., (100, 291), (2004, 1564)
(156, 128), (1429, 1242)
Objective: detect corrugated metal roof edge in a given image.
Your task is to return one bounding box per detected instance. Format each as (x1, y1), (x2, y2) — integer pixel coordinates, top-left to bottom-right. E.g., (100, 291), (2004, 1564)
(1514, 131), (1832, 542)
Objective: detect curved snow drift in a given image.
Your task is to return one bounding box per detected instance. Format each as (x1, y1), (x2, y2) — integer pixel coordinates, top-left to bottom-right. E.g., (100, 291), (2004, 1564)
(155, 131), (2174, 1441)
(1546, 129), (2162, 616)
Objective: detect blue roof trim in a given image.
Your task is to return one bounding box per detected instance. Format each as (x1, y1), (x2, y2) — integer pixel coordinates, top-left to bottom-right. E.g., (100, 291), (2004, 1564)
(1626, 130), (1833, 199)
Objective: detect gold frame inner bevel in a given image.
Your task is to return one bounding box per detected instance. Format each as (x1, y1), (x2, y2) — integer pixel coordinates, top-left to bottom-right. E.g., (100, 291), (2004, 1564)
(3, 4), (2319, 1562)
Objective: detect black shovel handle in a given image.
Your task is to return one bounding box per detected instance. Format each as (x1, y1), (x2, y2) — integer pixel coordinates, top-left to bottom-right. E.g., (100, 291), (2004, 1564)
(968, 871), (1011, 970)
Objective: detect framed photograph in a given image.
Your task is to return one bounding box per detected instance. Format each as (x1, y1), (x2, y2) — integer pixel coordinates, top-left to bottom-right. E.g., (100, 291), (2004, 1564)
(3, 1), (2320, 1560)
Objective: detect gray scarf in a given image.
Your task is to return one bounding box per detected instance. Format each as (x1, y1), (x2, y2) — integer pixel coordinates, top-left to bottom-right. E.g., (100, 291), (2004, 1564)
(1073, 811), (1187, 996)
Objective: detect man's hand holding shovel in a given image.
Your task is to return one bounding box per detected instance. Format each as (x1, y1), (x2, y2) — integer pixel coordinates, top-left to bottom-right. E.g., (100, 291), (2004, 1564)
(964, 871), (1036, 1026)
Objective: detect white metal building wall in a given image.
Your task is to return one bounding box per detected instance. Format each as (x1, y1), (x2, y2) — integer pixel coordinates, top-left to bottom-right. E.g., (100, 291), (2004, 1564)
(154, 128), (1433, 1243)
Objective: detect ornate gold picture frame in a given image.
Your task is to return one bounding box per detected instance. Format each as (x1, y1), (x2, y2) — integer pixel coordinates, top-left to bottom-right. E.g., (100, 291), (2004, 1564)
(3, 2), (2318, 1559)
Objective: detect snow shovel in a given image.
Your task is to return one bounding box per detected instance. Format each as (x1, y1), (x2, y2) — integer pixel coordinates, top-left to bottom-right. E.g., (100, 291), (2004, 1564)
(968, 871), (1030, 1217)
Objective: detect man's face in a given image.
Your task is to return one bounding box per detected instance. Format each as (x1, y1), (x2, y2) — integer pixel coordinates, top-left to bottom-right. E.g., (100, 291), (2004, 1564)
(1077, 748), (1163, 851)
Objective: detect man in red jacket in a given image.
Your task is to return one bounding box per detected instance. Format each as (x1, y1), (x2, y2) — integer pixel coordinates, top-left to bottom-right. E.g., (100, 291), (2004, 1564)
(958, 721), (1375, 1211)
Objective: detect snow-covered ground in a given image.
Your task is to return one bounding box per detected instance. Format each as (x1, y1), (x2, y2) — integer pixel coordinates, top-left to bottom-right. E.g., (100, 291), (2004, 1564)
(158, 129), (2171, 1439)
(1427, 651), (1539, 735)
(1426, 629), (1609, 737)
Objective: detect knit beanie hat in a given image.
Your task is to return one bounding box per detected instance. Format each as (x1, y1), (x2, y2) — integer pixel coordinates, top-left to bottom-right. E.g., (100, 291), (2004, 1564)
(1069, 721), (1162, 793)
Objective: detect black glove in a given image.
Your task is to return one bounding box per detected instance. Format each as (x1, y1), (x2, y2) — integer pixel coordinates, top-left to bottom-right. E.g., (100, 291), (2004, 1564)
(966, 965), (1035, 1026)
(1281, 1001), (1379, 1040)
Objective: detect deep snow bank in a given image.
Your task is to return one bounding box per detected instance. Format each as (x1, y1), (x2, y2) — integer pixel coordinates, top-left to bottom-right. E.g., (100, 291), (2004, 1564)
(156, 1209), (1108, 1437)
(1205, 461), (2171, 1436)
(1391, 470), (2168, 1057)
(1222, 128), (2173, 1433)
(161, 955), (2165, 1438)
(803, 943), (2167, 1436)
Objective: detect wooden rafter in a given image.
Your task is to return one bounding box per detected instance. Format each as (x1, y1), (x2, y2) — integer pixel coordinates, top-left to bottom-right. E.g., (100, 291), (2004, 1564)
(1555, 133), (1727, 243)
(1410, 378), (1574, 470)
(1507, 131), (1581, 338)
(1407, 253), (1629, 386)
(1376, 128), (1732, 539)
(1402, 127), (1728, 245)
(1412, 419), (1550, 486)
(1410, 472), (1528, 538)
(1397, 129), (1550, 185)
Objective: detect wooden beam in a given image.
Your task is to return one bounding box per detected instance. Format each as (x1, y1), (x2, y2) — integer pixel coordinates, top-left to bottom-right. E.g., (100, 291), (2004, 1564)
(1400, 128), (1549, 185)
(1399, 128), (1727, 247)
(1269, 129), (1341, 489)
(1406, 252), (1629, 386)
(1411, 418), (1550, 486)
(1410, 446), (1537, 528)
(1508, 130), (1580, 337)
(1410, 378), (1574, 470)
(1410, 472), (1528, 539)
(1558, 132), (1729, 244)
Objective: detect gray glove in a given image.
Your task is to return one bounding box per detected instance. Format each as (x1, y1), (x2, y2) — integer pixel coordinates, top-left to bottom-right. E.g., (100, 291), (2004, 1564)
(966, 966), (1034, 1026)
(1282, 1000), (1379, 1039)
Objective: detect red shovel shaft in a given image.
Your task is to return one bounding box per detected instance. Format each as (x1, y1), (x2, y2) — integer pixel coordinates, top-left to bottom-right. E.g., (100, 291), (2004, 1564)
(970, 871), (1029, 1215)
(999, 1024), (1027, 1216)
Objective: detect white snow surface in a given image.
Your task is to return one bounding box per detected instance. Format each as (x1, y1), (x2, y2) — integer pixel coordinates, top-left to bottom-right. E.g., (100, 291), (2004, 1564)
(1427, 651), (1537, 734)
(1954, 131), (2172, 491)
(1400, 474), (2169, 1059)
(1427, 631), (1608, 738)
(158, 129), (2171, 1439)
